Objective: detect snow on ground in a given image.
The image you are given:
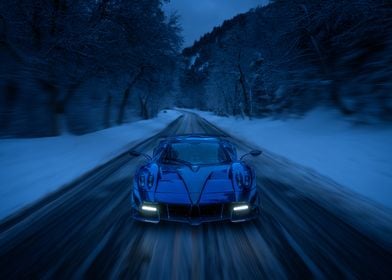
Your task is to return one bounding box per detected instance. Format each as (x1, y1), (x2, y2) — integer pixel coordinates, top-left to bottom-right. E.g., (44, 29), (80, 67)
(0, 110), (181, 220)
(191, 109), (392, 208)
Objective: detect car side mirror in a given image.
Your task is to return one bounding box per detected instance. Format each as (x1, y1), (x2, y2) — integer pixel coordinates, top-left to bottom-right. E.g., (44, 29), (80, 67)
(129, 150), (152, 161)
(129, 150), (141, 157)
(250, 150), (262, 156)
(240, 150), (262, 160)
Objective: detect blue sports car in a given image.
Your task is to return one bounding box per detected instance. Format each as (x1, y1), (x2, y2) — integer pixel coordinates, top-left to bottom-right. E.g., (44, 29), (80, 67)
(129, 135), (262, 225)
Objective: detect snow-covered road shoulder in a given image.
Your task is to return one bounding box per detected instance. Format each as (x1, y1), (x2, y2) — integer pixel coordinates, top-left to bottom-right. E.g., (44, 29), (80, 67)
(0, 110), (181, 220)
(189, 109), (392, 209)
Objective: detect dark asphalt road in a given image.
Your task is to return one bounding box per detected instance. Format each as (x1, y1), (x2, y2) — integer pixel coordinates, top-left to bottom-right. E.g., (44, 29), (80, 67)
(0, 112), (391, 279)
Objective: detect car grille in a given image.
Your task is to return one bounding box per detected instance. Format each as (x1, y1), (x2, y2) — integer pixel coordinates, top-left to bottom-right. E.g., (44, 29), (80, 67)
(160, 203), (231, 220)
(167, 204), (190, 217)
(199, 204), (224, 217)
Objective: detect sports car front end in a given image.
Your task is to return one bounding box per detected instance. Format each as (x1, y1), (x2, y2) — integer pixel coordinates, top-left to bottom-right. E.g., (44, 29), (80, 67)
(131, 162), (260, 225)
(130, 135), (261, 225)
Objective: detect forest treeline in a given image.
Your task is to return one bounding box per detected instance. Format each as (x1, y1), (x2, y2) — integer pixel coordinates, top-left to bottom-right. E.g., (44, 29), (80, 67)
(179, 0), (392, 122)
(0, 0), (181, 137)
(1, 0), (391, 138)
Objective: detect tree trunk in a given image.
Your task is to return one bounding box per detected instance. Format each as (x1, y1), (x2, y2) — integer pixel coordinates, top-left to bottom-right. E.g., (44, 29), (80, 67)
(49, 88), (60, 136)
(117, 68), (144, 124)
(234, 83), (240, 116)
(61, 79), (86, 112)
(221, 89), (230, 115)
(117, 86), (131, 125)
(0, 81), (18, 132)
(50, 79), (86, 134)
(139, 95), (149, 120)
(103, 93), (112, 128)
(38, 78), (60, 135)
(330, 79), (353, 115)
(237, 59), (251, 117)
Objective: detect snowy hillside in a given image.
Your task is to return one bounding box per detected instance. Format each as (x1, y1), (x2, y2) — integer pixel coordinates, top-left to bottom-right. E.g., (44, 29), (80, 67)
(192, 109), (392, 208)
(0, 110), (181, 220)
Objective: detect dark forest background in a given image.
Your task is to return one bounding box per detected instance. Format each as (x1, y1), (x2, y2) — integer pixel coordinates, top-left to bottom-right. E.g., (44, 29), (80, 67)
(179, 0), (392, 122)
(1, 0), (391, 137)
(0, 0), (181, 137)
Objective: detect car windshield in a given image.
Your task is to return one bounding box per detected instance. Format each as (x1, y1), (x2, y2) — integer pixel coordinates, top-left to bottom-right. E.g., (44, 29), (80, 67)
(161, 141), (230, 165)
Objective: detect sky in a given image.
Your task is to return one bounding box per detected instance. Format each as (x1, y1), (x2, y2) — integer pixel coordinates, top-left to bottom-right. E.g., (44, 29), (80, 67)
(163, 0), (268, 47)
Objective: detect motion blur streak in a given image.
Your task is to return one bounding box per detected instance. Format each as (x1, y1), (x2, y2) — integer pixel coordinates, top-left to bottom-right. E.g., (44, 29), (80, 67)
(0, 113), (391, 279)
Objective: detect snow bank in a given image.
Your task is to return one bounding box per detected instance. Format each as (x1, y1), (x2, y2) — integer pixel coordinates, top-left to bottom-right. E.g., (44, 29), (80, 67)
(192, 109), (392, 208)
(0, 110), (181, 220)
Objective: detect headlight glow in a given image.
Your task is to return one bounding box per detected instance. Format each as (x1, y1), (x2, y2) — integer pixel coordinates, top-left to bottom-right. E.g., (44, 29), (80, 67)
(141, 205), (157, 212)
(233, 205), (249, 211)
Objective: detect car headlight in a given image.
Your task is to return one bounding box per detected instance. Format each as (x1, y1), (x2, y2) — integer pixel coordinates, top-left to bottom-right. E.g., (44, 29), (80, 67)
(138, 172), (154, 189)
(141, 205), (158, 212)
(235, 171), (251, 189)
(138, 174), (146, 187)
(233, 204), (249, 211)
(147, 173), (154, 188)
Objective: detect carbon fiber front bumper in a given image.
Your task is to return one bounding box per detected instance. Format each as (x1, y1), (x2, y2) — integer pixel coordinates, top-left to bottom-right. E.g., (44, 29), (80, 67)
(131, 202), (260, 225)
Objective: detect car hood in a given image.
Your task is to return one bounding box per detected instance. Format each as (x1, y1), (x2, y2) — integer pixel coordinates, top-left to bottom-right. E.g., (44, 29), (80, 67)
(155, 164), (236, 204)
